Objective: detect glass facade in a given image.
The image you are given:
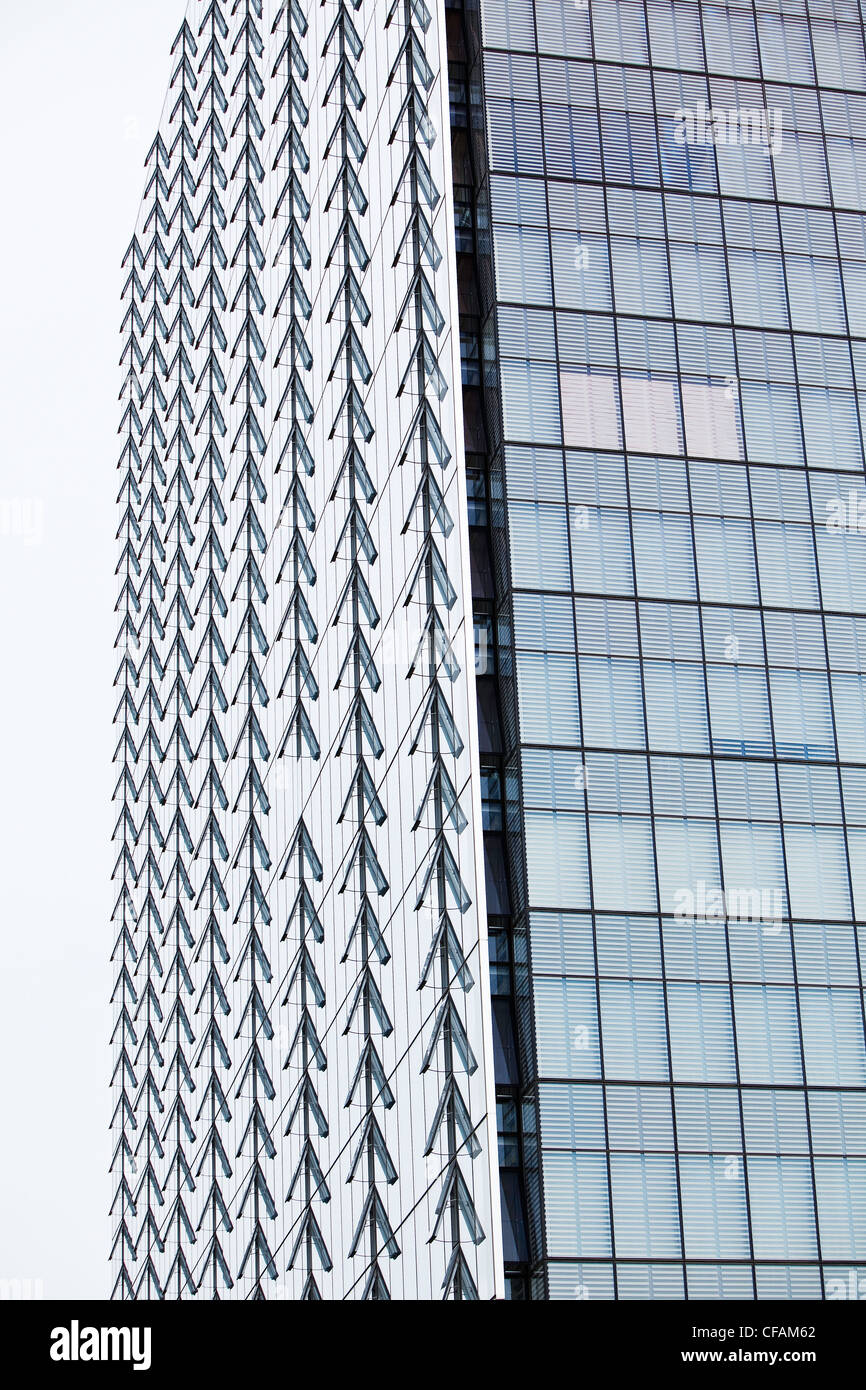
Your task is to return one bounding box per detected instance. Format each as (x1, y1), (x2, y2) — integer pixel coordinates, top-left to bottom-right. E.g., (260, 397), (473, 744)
(462, 0), (866, 1299)
(112, 0), (502, 1301)
(113, 0), (866, 1301)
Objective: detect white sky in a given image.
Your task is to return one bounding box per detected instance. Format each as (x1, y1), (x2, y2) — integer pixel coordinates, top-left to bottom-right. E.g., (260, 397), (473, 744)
(0, 0), (188, 1300)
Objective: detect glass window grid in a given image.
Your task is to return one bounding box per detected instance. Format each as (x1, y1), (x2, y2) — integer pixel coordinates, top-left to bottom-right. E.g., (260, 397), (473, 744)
(477, 0), (866, 1295)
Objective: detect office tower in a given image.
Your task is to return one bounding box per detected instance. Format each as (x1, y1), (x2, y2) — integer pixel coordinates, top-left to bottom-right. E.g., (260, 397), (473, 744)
(113, 0), (866, 1300)
(113, 0), (502, 1302)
